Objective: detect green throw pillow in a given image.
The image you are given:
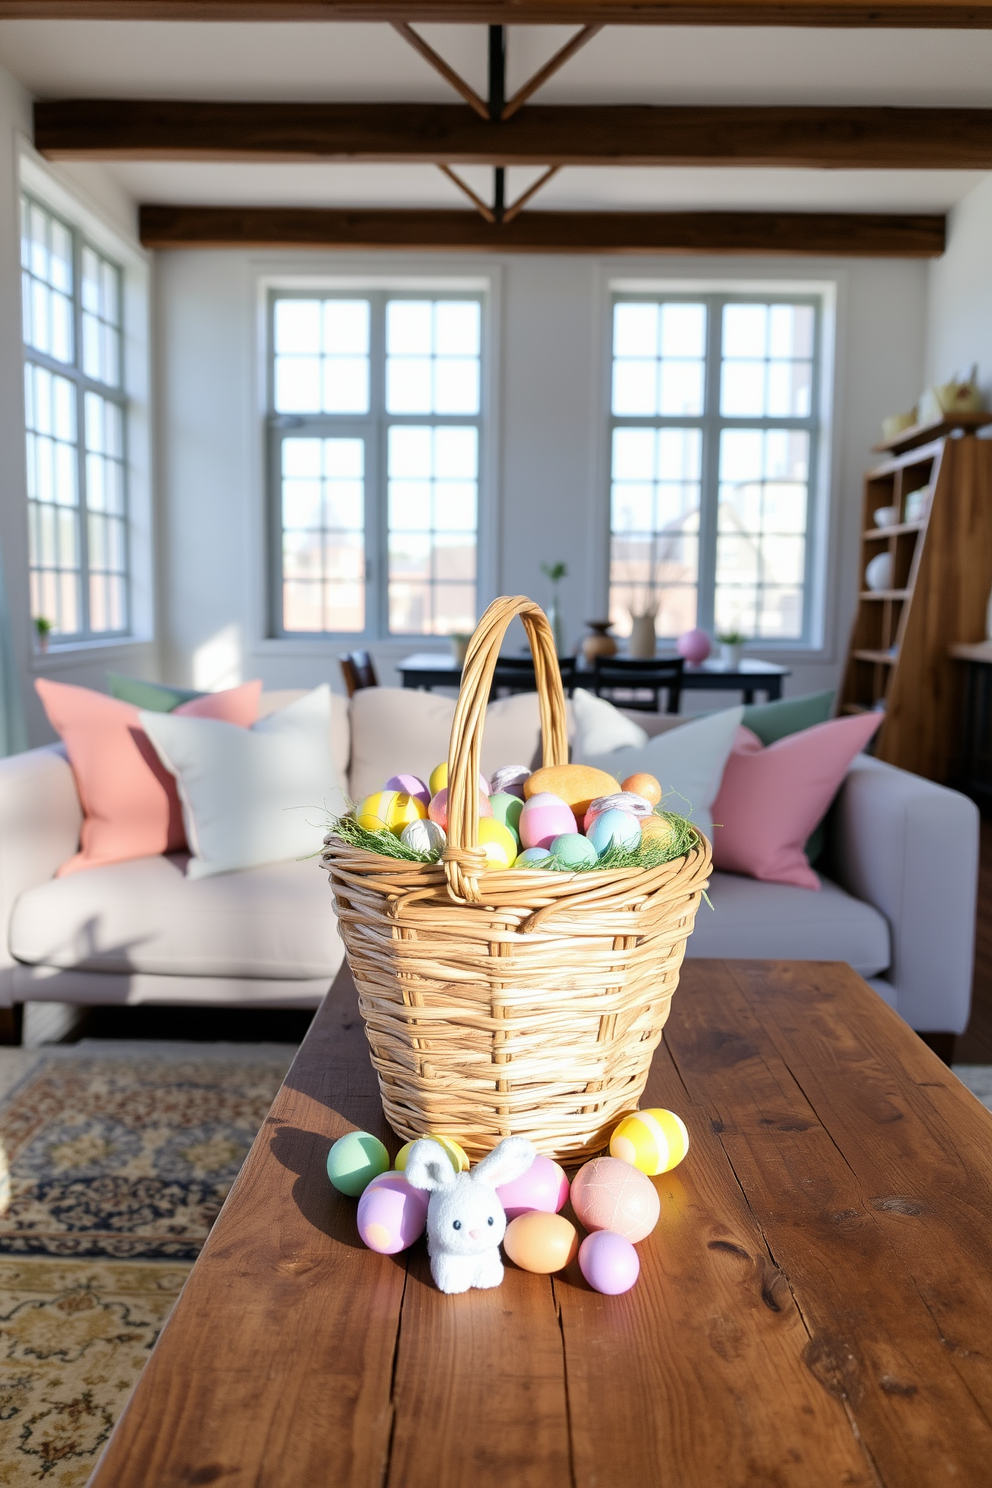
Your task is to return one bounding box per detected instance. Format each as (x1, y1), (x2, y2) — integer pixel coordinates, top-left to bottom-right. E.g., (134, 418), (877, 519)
(107, 673), (204, 713)
(741, 691), (836, 865)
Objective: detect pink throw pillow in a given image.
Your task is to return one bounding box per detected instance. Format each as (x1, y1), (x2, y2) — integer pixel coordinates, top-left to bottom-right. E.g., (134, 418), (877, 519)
(710, 713), (883, 890)
(36, 678), (263, 876)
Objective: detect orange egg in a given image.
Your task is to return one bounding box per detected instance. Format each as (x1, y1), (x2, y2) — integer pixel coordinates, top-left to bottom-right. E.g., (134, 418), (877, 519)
(621, 772), (662, 806)
(503, 1211), (579, 1274)
(640, 814), (676, 849)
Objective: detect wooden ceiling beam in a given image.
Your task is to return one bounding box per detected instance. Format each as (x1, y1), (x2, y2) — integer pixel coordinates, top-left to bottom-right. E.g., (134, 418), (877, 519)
(138, 204), (946, 256)
(35, 100), (992, 169)
(4, 1), (992, 25)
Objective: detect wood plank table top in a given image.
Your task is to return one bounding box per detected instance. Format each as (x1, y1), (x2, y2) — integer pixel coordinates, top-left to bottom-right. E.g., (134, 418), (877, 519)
(88, 960), (992, 1488)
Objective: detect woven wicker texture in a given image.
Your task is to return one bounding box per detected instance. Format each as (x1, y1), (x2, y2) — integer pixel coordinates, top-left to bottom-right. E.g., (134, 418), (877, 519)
(322, 596), (712, 1161)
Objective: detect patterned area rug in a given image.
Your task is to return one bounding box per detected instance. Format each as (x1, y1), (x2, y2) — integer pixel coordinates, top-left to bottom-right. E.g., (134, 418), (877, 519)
(0, 1045), (293, 1486)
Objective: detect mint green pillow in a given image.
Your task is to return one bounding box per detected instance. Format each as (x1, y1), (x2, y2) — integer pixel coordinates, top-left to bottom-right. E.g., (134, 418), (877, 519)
(741, 690), (835, 746)
(741, 691), (835, 865)
(107, 673), (203, 712)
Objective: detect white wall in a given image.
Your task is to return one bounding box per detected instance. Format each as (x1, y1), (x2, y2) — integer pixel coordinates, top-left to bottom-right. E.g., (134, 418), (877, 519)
(155, 245), (927, 710)
(926, 174), (992, 399)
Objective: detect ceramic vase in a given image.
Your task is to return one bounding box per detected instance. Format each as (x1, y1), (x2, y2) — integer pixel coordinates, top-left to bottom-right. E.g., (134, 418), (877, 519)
(581, 621), (617, 665)
(628, 614), (657, 660)
(719, 642), (744, 672)
(547, 593), (565, 656)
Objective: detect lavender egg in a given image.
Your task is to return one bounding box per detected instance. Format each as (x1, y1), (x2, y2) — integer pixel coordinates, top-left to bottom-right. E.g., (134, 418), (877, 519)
(578, 1230), (640, 1295)
(519, 792), (577, 851)
(496, 1154), (570, 1221)
(587, 808), (642, 856)
(490, 765), (532, 800)
(384, 773), (431, 806)
(357, 1172), (429, 1254)
(584, 792), (653, 832)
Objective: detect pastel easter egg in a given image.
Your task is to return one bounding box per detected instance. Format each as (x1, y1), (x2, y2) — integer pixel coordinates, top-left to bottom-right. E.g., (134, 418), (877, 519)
(384, 773), (431, 806)
(639, 814), (677, 851)
(356, 790), (427, 836)
(496, 1154), (569, 1221)
(490, 765), (531, 799)
(610, 1108), (690, 1176)
(477, 816), (517, 870)
(428, 787), (493, 834)
(489, 792), (523, 844)
(326, 1130), (390, 1197)
(503, 1211), (579, 1274)
(587, 809), (642, 857)
(394, 1135), (469, 1174)
(524, 764), (621, 819)
(519, 792), (577, 851)
(621, 772), (662, 807)
(570, 1156), (661, 1243)
(550, 832), (598, 869)
(400, 818), (447, 857)
(357, 1172), (429, 1254)
(583, 792), (653, 832)
(578, 1230), (640, 1295)
(428, 762), (490, 797)
(514, 847), (553, 869)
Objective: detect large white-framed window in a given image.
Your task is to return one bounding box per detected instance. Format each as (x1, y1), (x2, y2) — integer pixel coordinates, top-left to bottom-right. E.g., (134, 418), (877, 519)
(268, 289), (484, 639)
(607, 291), (824, 644)
(21, 192), (131, 640)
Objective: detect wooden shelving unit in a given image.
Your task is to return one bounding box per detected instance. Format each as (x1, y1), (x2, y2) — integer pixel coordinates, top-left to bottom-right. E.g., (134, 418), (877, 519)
(839, 432), (992, 781)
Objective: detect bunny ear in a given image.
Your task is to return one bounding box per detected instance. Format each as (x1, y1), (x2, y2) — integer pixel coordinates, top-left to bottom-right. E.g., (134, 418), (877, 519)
(403, 1138), (459, 1193)
(473, 1136), (537, 1189)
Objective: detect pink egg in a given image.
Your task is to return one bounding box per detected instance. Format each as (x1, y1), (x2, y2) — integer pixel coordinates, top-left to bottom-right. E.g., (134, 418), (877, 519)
(579, 1230), (640, 1295)
(570, 1157), (660, 1243)
(496, 1154), (570, 1221)
(427, 788), (493, 834)
(519, 793), (577, 850)
(356, 1172), (429, 1254)
(384, 773), (430, 806)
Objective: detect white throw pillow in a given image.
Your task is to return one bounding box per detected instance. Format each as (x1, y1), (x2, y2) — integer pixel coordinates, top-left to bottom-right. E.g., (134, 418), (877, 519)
(569, 688), (649, 755)
(141, 685), (343, 878)
(572, 691), (743, 839)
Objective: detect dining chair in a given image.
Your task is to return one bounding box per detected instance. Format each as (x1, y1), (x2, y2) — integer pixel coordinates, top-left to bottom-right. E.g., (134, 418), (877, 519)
(591, 655), (684, 714)
(339, 650), (379, 698)
(491, 655), (578, 696)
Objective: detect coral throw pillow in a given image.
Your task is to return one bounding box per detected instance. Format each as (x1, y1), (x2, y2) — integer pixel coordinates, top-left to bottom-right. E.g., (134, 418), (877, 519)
(710, 712), (883, 890)
(35, 678), (262, 876)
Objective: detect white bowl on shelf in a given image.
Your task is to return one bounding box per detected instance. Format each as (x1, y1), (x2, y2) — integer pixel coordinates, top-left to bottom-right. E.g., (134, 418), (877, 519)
(873, 506), (900, 528)
(865, 553), (894, 592)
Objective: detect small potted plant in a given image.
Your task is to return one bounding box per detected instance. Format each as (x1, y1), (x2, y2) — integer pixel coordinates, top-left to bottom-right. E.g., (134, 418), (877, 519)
(449, 631), (472, 666)
(716, 628), (747, 672)
(34, 616), (53, 654)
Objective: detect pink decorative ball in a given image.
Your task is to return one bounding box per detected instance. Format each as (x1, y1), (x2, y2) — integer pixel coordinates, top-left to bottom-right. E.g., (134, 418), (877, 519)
(677, 628), (711, 665)
(578, 1230), (640, 1295)
(356, 1172), (429, 1254)
(519, 793), (577, 850)
(427, 787), (493, 834)
(496, 1155), (570, 1221)
(570, 1156), (661, 1243)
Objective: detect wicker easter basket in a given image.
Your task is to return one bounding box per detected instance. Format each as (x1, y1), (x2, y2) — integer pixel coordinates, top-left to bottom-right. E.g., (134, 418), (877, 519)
(321, 596), (711, 1163)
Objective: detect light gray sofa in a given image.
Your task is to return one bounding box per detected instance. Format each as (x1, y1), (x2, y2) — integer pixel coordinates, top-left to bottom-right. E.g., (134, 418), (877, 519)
(0, 687), (979, 1040)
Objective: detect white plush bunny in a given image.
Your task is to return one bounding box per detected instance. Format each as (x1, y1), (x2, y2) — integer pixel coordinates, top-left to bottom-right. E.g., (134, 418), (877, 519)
(404, 1136), (536, 1294)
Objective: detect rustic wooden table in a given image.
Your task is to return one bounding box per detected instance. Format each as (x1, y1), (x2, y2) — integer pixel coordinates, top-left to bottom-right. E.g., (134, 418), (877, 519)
(88, 960), (992, 1488)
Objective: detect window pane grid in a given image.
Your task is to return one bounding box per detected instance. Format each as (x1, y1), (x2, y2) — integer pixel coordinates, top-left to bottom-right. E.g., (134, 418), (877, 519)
(609, 293), (819, 644)
(271, 292), (483, 638)
(22, 195), (129, 641)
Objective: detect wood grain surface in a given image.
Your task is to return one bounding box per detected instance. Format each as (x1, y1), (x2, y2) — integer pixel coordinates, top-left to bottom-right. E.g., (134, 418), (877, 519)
(87, 960), (992, 1487)
(136, 205), (947, 256)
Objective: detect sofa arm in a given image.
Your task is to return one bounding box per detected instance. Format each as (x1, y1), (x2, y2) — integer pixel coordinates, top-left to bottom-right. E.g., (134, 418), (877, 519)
(0, 745), (81, 1004)
(831, 754), (979, 1034)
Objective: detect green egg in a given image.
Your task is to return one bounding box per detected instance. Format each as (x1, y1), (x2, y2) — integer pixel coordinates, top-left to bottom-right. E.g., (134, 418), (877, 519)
(326, 1130), (390, 1196)
(550, 832), (598, 868)
(489, 792), (523, 846)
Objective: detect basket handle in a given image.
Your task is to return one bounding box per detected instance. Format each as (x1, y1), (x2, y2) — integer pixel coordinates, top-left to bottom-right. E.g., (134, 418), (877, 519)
(443, 596), (568, 904)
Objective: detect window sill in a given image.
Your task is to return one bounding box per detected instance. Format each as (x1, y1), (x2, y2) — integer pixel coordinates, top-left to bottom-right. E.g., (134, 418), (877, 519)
(31, 636), (155, 670)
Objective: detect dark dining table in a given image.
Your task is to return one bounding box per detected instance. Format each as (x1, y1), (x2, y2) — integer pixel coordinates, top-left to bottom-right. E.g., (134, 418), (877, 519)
(398, 652), (790, 705)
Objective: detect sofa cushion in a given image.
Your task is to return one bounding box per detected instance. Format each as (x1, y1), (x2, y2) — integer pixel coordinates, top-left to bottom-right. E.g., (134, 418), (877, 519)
(10, 854), (342, 981)
(258, 689), (351, 785)
(686, 870), (890, 977)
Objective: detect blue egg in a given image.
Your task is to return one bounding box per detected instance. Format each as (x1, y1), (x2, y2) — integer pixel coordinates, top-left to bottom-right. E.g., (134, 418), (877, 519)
(515, 846), (553, 868)
(587, 808), (641, 857)
(550, 832), (598, 868)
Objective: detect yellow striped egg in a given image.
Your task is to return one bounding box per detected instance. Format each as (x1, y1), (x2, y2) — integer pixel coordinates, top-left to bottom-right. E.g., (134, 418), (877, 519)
(609, 1108), (689, 1176)
(355, 790), (427, 836)
(394, 1134), (470, 1174)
